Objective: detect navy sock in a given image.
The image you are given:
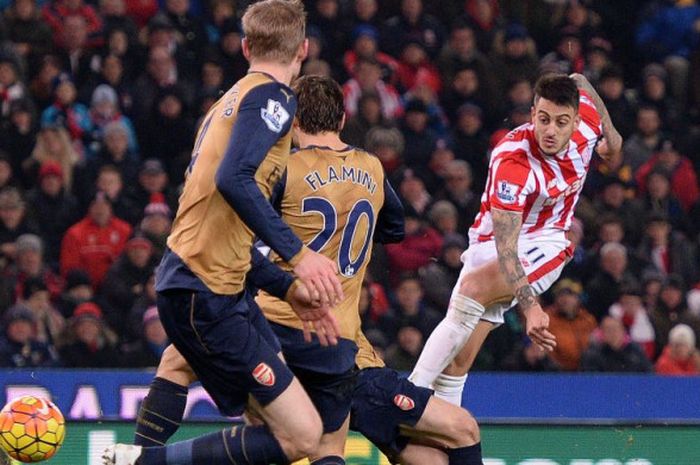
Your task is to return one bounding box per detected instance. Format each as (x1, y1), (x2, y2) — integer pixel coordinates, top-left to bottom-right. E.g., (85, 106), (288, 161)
(139, 425), (289, 465)
(447, 442), (483, 465)
(311, 456), (345, 465)
(134, 377), (188, 447)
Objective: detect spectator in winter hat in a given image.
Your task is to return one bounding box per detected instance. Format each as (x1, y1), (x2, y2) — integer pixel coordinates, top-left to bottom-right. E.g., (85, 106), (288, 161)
(11, 233), (65, 302)
(655, 324), (700, 375)
(26, 161), (80, 265)
(638, 62), (680, 131)
(343, 24), (399, 81)
(0, 305), (59, 368)
(100, 235), (156, 337)
(400, 99), (439, 168)
(40, 73), (92, 150)
(58, 301), (121, 368)
(545, 279), (597, 371)
(365, 127), (405, 175)
(491, 23), (538, 94)
(87, 84), (138, 156)
(138, 196), (172, 258)
(127, 159), (178, 215)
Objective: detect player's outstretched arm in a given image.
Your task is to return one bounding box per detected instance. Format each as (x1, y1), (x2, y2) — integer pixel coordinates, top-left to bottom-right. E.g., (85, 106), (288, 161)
(492, 207), (556, 352)
(569, 73), (623, 161)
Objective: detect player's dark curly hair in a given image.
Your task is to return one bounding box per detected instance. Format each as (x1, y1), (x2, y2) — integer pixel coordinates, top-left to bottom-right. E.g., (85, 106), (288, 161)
(292, 75), (345, 134)
(534, 74), (579, 111)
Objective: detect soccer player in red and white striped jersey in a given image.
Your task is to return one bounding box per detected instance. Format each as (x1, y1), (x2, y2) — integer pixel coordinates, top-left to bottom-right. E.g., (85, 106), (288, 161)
(409, 73), (623, 405)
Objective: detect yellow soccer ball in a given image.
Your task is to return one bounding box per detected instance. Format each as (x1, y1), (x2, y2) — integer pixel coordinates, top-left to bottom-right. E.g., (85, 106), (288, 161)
(0, 396), (65, 463)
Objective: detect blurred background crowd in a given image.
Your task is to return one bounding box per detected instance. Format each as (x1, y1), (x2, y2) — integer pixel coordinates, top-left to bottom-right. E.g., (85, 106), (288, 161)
(0, 0), (700, 375)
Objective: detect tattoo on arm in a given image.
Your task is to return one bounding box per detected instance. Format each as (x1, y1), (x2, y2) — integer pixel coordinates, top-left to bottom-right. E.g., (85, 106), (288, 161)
(492, 208), (537, 311)
(570, 73), (623, 157)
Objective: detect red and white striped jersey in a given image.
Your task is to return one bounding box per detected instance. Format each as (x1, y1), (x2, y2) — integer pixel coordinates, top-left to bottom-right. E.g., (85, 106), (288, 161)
(468, 91), (602, 245)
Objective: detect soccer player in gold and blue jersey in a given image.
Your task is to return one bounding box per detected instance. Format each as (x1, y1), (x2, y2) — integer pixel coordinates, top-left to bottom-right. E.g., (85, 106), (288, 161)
(104, 2), (343, 465)
(255, 74), (404, 464)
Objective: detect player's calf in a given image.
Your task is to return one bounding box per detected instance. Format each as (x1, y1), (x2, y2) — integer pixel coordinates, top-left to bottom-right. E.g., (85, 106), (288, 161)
(134, 346), (193, 447)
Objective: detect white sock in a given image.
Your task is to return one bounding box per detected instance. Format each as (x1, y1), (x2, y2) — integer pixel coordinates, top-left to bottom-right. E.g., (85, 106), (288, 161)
(432, 373), (468, 406)
(408, 295), (484, 388)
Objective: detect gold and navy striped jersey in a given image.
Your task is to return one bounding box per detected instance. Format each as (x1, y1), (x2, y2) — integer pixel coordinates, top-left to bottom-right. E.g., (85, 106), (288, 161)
(256, 145), (403, 343)
(159, 72), (305, 296)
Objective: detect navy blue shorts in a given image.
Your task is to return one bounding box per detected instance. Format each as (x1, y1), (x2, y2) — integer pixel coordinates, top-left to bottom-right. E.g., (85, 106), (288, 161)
(157, 288), (293, 417)
(288, 365), (356, 434)
(269, 322), (358, 434)
(350, 367), (432, 463)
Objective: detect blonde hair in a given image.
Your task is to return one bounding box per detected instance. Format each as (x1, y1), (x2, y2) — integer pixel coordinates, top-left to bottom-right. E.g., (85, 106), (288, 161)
(30, 126), (79, 189)
(242, 0), (306, 64)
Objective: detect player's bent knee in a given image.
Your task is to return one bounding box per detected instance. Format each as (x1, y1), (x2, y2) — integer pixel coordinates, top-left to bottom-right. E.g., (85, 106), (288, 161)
(277, 416), (323, 460)
(446, 410), (480, 447)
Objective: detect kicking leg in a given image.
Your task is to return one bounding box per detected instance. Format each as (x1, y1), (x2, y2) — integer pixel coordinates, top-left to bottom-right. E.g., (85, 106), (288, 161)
(431, 320), (495, 405)
(409, 259), (511, 389)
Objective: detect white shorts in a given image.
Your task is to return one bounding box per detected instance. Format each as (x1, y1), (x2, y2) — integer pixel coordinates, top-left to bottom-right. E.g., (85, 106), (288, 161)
(450, 238), (573, 325)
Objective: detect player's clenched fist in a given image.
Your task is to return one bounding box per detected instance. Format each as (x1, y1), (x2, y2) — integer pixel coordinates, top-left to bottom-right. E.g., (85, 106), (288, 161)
(293, 249), (345, 307)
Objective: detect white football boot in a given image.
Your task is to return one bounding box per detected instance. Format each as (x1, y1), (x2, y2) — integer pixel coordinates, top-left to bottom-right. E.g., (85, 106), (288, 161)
(102, 444), (143, 465)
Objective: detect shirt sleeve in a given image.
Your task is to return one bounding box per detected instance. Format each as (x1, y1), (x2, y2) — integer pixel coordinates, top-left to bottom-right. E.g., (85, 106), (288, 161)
(215, 82), (306, 264)
(247, 245), (295, 299)
(489, 154), (533, 213)
(578, 90), (603, 139)
(374, 177), (405, 244)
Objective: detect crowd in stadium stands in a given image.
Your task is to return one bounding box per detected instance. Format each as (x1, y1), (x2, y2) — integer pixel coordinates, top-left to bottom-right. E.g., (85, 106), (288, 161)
(0, 0), (700, 375)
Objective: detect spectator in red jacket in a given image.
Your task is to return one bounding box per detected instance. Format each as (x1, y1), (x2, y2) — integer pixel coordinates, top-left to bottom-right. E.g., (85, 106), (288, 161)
(60, 191), (132, 287)
(635, 138), (700, 212)
(655, 324), (700, 375)
(384, 204), (442, 283)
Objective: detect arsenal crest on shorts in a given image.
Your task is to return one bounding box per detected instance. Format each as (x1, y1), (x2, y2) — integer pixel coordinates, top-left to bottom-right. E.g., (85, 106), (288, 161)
(252, 363), (276, 386)
(393, 394), (415, 411)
